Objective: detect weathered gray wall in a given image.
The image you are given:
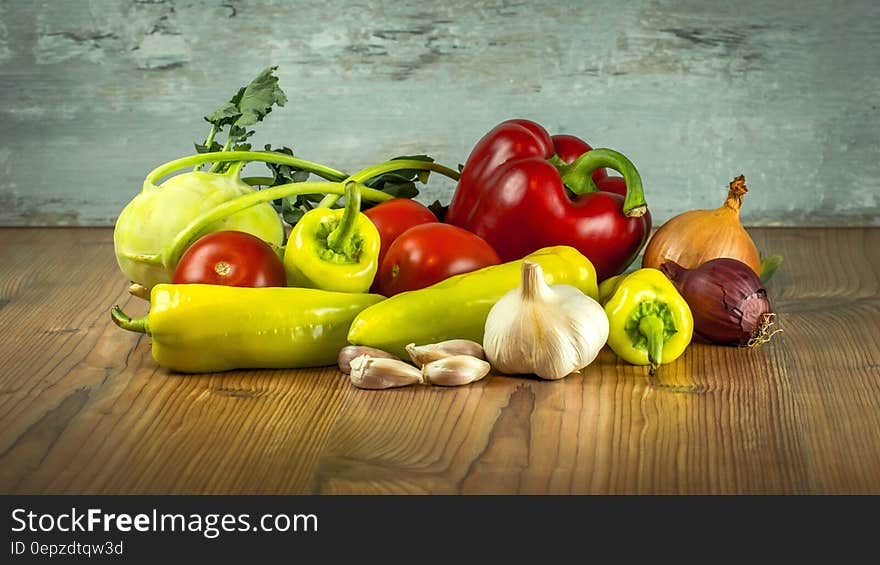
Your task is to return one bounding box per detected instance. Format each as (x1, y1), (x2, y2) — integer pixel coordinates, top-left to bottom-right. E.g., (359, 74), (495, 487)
(0, 0), (877, 227)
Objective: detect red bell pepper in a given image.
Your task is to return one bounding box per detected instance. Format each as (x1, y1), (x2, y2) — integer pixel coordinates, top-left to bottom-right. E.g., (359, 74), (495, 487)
(445, 119), (651, 280)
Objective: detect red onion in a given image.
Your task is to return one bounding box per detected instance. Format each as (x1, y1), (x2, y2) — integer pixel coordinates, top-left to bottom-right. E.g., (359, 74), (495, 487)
(659, 258), (780, 346)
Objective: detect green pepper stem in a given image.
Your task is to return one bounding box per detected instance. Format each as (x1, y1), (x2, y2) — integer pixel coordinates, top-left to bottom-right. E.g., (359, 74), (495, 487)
(316, 159), (462, 209)
(110, 306), (149, 334)
(639, 315), (665, 369)
(327, 182), (361, 253)
(143, 151), (348, 192)
(160, 181), (393, 270)
(559, 148), (648, 217)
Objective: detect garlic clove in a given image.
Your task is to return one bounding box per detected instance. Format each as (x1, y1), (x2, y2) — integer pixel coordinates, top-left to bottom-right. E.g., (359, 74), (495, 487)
(338, 345), (399, 374)
(405, 339), (486, 365)
(349, 355), (423, 390)
(422, 355), (491, 386)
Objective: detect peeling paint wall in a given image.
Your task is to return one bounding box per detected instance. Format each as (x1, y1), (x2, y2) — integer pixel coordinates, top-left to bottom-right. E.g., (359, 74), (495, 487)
(0, 0), (877, 226)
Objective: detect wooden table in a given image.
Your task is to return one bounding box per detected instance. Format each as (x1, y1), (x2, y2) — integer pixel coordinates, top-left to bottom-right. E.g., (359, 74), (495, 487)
(1, 228), (877, 494)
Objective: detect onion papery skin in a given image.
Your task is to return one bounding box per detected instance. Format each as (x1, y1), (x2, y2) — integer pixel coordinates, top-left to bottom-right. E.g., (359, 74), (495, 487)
(642, 176), (761, 275)
(660, 258), (775, 346)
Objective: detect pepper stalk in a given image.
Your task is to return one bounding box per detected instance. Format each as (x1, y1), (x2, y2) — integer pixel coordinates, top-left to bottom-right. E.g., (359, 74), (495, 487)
(554, 148), (648, 217)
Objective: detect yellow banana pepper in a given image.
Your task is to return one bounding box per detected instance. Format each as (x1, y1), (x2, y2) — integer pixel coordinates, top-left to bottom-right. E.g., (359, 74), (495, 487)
(348, 245), (599, 358)
(111, 284), (383, 373)
(601, 268), (693, 369)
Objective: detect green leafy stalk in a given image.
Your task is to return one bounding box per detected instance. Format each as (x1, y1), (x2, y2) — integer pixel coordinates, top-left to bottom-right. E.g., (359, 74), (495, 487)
(143, 151), (347, 191)
(316, 156), (462, 210)
(261, 145), (324, 225)
(194, 66), (288, 172)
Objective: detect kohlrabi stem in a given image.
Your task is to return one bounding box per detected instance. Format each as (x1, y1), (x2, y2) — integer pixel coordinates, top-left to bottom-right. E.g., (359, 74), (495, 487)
(162, 181), (393, 269)
(143, 151), (348, 191)
(193, 124), (220, 171)
(241, 177), (276, 186)
(326, 182), (361, 253)
(110, 306), (149, 334)
(559, 148), (647, 217)
(639, 315), (665, 369)
(207, 138), (235, 173)
(225, 161), (246, 178)
(316, 159), (462, 208)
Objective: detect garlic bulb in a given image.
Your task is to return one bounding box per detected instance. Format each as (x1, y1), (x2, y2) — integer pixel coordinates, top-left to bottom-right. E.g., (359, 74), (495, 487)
(483, 260), (609, 380)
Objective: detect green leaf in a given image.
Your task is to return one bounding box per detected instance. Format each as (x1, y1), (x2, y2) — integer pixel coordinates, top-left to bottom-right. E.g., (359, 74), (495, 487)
(361, 155), (435, 209)
(760, 253), (783, 283)
(204, 100), (241, 127)
(198, 67), (288, 169)
(235, 66), (287, 127)
(194, 141), (223, 154)
(427, 199), (448, 221)
(256, 144), (320, 225)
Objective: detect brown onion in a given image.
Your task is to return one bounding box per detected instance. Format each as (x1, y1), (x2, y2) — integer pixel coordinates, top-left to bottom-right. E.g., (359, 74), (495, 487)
(660, 258), (780, 346)
(643, 175), (761, 274)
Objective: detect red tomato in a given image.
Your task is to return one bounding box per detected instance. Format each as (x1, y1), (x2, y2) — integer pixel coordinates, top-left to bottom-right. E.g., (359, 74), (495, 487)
(364, 198), (438, 268)
(173, 230), (287, 287)
(376, 223), (501, 296)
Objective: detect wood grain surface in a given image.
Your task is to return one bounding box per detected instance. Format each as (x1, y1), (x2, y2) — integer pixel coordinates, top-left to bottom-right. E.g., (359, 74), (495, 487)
(0, 227), (878, 494)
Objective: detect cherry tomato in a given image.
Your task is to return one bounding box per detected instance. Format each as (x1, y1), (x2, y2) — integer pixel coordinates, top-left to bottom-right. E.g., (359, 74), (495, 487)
(173, 230), (287, 287)
(364, 198), (438, 268)
(376, 223), (501, 296)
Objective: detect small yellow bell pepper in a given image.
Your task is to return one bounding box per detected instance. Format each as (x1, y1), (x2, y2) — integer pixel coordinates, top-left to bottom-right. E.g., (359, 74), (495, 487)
(348, 245), (599, 358)
(110, 284), (383, 373)
(602, 268), (693, 369)
(284, 182), (381, 293)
